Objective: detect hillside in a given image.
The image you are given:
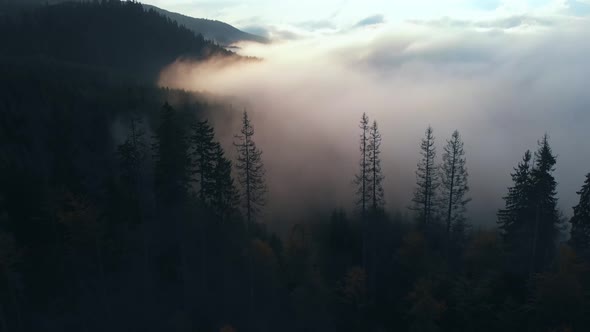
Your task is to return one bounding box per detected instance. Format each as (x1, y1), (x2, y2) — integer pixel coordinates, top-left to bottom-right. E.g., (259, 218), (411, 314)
(143, 4), (268, 46)
(0, 0), (235, 82)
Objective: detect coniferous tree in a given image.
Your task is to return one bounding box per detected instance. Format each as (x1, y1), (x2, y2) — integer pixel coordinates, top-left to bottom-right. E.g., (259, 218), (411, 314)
(190, 119), (216, 202)
(354, 113), (371, 217)
(411, 126), (439, 227)
(529, 135), (562, 273)
(498, 150), (534, 267)
(211, 142), (239, 219)
(152, 102), (190, 204)
(234, 110), (266, 226)
(440, 130), (470, 240)
(118, 115), (146, 189)
(570, 173), (590, 258)
(116, 115), (147, 227)
(368, 120), (385, 211)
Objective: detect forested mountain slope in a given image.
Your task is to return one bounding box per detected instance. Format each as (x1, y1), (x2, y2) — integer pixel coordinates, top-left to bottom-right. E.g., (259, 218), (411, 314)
(0, 0), (234, 82)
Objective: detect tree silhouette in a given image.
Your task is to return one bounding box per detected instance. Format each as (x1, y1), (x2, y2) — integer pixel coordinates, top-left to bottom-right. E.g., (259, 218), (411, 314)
(529, 135), (562, 274)
(152, 102), (190, 204)
(211, 142), (239, 219)
(234, 110), (266, 226)
(190, 119), (216, 202)
(498, 150), (534, 274)
(411, 126), (439, 228)
(118, 115), (146, 189)
(440, 130), (470, 241)
(354, 113), (371, 217)
(368, 120), (385, 211)
(570, 173), (590, 258)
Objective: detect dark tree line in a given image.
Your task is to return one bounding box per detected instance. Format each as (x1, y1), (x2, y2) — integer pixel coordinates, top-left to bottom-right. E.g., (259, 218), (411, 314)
(2, 76), (590, 331)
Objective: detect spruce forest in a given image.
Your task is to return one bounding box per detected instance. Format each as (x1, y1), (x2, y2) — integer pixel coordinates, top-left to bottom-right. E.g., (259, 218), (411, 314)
(1, 1), (590, 332)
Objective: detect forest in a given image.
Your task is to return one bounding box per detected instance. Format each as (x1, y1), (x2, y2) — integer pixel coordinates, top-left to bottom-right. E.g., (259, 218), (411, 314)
(1, 1), (590, 332)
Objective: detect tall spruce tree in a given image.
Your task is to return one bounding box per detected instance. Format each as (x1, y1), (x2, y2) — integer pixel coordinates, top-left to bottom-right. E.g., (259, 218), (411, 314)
(117, 115), (147, 226)
(440, 130), (470, 240)
(570, 173), (590, 258)
(411, 126), (439, 227)
(190, 119), (216, 202)
(354, 113), (371, 217)
(529, 135), (562, 273)
(118, 115), (146, 189)
(234, 111), (267, 226)
(211, 142), (239, 219)
(498, 150), (534, 264)
(368, 120), (384, 211)
(152, 102), (190, 204)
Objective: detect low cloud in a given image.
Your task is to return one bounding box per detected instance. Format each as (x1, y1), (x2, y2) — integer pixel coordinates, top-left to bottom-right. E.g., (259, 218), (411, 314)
(242, 24), (302, 41)
(354, 14), (385, 28)
(407, 15), (557, 31)
(159, 17), (590, 230)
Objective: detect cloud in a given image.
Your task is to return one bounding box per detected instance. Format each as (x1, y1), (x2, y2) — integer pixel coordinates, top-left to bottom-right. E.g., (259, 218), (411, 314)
(159, 17), (590, 229)
(407, 15), (557, 31)
(354, 14), (385, 28)
(242, 25), (302, 41)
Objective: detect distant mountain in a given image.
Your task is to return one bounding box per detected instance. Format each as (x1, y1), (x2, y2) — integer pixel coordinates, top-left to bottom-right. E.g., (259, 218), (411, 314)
(0, 1), (235, 82)
(143, 4), (268, 46)
(0, 0), (269, 46)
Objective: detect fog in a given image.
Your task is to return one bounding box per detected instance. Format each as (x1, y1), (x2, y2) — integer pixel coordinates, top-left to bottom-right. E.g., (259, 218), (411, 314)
(159, 18), (590, 228)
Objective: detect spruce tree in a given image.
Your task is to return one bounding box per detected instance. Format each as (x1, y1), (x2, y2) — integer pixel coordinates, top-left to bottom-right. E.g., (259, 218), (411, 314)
(529, 135), (562, 273)
(211, 142), (239, 219)
(117, 115), (146, 225)
(570, 173), (590, 258)
(354, 113), (371, 217)
(499, 136), (563, 275)
(411, 126), (439, 227)
(117, 115), (146, 188)
(234, 111), (267, 226)
(498, 150), (534, 262)
(368, 120), (384, 211)
(152, 102), (190, 204)
(190, 119), (216, 202)
(440, 130), (470, 240)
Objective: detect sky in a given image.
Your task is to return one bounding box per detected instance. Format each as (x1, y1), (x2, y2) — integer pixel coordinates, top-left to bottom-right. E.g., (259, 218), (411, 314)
(151, 0), (590, 229)
(142, 0), (590, 40)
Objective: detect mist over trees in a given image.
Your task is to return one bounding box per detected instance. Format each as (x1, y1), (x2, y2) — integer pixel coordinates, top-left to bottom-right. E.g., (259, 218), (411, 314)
(0, 1), (589, 332)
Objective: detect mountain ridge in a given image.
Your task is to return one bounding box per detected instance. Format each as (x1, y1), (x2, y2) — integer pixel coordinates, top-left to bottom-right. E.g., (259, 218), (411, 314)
(143, 4), (268, 46)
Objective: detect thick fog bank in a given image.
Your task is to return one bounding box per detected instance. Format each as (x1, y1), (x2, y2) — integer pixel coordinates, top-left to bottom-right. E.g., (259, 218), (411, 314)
(159, 19), (590, 228)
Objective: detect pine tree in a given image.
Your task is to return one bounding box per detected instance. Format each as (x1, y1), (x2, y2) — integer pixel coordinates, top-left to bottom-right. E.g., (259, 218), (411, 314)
(498, 150), (534, 261)
(411, 126), (439, 227)
(440, 130), (470, 240)
(234, 110), (267, 226)
(570, 173), (590, 258)
(529, 135), (562, 273)
(354, 113), (371, 217)
(368, 120), (384, 211)
(152, 102), (190, 204)
(499, 136), (564, 275)
(190, 119), (216, 202)
(117, 115), (147, 225)
(211, 142), (239, 219)
(117, 115), (146, 188)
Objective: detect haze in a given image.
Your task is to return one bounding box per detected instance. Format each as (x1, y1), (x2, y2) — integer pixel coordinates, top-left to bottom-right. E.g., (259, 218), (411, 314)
(157, 0), (590, 228)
